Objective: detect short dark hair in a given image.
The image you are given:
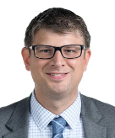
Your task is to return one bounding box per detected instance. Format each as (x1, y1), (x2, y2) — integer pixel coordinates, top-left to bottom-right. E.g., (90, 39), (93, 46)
(24, 7), (91, 48)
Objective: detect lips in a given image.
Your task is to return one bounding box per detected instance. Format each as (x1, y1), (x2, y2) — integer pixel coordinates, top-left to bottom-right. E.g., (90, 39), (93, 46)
(50, 73), (66, 76)
(46, 73), (68, 80)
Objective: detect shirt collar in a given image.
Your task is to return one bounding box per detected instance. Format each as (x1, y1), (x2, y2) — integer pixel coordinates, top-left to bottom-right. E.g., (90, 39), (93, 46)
(60, 92), (81, 129)
(30, 90), (81, 130)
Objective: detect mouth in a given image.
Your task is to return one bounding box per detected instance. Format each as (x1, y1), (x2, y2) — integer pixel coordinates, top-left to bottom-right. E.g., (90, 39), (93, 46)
(50, 73), (67, 76)
(46, 73), (68, 80)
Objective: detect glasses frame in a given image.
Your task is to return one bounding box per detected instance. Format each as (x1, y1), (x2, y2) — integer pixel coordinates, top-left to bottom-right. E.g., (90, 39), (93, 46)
(29, 44), (86, 59)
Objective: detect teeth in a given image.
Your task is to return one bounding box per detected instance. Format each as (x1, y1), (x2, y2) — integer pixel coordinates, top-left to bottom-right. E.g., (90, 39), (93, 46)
(51, 74), (65, 76)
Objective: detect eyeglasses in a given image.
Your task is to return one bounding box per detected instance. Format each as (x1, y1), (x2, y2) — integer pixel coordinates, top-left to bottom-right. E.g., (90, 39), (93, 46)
(29, 44), (86, 59)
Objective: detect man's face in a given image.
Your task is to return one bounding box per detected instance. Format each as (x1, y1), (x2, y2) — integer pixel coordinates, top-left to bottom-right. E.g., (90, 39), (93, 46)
(22, 29), (91, 98)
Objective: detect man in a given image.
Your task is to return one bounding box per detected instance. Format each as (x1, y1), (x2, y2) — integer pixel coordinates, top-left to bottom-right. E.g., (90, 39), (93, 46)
(0, 7), (115, 138)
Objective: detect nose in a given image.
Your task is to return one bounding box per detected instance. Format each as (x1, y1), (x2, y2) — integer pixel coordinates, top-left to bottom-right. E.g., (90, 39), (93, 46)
(49, 50), (66, 68)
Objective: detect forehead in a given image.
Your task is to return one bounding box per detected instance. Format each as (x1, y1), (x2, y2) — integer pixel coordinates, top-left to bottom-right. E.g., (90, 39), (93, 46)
(32, 29), (85, 46)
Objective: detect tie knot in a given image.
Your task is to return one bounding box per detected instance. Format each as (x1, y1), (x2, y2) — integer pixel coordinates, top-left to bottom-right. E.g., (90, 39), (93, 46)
(51, 116), (66, 137)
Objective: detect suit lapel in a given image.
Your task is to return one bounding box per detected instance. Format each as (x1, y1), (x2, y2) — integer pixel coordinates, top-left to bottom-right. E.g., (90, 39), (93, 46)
(3, 127), (28, 138)
(3, 96), (30, 138)
(81, 94), (107, 138)
(82, 116), (106, 138)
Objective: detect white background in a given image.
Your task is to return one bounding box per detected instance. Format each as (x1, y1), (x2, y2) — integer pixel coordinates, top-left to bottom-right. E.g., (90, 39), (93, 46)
(0, 0), (115, 107)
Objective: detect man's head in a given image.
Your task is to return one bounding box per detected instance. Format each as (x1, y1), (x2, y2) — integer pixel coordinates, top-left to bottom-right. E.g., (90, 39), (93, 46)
(22, 7), (91, 104)
(24, 7), (91, 49)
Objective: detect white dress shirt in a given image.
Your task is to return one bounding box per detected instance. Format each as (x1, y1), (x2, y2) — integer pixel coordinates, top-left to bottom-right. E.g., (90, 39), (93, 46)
(28, 90), (84, 138)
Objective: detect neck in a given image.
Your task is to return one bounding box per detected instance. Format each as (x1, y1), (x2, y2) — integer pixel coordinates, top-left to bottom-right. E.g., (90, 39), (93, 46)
(34, 88), (78, 115)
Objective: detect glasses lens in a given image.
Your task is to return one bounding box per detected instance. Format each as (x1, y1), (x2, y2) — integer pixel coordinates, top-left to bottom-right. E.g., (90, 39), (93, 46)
(35, 46), (54, 58)
(62, 45), (81, 58)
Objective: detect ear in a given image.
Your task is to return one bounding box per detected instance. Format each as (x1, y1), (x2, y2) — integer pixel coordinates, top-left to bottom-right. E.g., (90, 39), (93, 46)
(21, 47), (31, 71)
(84, 49), (91, 71)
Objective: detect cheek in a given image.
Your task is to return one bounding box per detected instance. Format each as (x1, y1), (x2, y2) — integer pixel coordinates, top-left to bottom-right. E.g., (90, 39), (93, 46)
(68, 59), (85, 82)
(68, 58), (85, 71)
(30, 58), (49, 78)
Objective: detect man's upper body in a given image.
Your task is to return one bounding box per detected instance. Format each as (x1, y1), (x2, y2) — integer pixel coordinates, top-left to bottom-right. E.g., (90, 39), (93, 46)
(1, 7), (115, 137)
(1, 91), (115, 138)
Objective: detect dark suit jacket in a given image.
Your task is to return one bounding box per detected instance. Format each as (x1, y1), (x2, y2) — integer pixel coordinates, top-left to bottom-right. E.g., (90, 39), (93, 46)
(0, 94), (115, 138)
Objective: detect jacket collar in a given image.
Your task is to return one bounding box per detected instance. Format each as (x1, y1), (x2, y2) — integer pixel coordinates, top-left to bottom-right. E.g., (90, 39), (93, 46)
(80, 94), (107, 138)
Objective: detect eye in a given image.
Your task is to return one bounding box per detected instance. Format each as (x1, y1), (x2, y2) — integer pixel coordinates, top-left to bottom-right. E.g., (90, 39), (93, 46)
(66, 50), (74, 53)
(36, 47), (52, 53)
(41, 49), (50, 53)
(64, 49), (76, 53)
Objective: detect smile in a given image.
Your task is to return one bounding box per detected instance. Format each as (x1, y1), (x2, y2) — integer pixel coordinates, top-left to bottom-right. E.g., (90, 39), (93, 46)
(46, 73), (68, 80)
(50, 73), (66, 76)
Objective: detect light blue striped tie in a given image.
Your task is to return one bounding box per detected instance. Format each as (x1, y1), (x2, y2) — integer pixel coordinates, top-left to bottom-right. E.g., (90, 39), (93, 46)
(51, 116), (66, 138)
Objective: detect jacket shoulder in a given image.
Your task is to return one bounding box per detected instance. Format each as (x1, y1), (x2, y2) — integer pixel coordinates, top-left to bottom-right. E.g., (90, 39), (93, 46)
(84, 95), (115, 112)
(0, 97), (28, 130)
(81, 94), (115, 126)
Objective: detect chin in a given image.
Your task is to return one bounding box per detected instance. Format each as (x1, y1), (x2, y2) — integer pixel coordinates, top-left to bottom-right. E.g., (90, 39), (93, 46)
(49, 85), (68, 94)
